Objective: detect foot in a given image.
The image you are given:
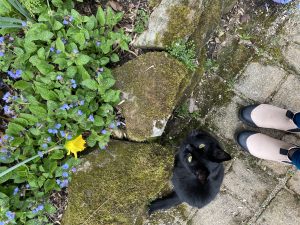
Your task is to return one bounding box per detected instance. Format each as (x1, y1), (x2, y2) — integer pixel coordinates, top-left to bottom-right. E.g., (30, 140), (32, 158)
(235, 130), (299, 164)
(239, 104), (300, 132)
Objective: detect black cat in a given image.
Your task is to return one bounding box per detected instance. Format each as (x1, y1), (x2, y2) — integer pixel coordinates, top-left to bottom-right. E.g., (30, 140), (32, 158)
(148, 130), (232, 214)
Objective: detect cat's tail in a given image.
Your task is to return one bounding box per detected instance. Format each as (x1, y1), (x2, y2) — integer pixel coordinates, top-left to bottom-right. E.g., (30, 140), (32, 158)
(148, 191), (182, 215)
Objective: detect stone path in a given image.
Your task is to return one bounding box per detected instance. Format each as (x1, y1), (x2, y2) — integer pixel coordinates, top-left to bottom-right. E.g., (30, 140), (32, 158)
(188, 2), (300, 225)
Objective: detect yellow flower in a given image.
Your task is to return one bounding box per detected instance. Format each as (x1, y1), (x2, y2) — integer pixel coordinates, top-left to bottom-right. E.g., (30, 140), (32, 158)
(65, 135), (86, 158)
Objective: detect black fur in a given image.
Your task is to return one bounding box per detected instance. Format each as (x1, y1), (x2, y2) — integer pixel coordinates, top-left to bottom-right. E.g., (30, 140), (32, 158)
(148, 130), (231, 214)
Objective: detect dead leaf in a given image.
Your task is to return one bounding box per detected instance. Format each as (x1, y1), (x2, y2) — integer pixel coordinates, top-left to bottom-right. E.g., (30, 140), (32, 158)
(107, 1), (123, 11)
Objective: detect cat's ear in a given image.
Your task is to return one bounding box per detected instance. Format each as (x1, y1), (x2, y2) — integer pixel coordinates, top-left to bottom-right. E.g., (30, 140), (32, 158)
(211, 146), (232, 163)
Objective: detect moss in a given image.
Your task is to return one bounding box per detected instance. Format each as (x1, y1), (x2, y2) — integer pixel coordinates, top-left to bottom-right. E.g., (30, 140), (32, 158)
(190, 0), (222, 52)
(62, 140), (174, 225)
(148, 0), (162, 9)
(161, 4), (199, 46)
(113, 52), (190, 142)
(217, 39), (255, 80)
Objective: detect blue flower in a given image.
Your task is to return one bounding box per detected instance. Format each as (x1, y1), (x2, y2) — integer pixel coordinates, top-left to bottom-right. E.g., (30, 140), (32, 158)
(0, 36), (4, 43)
(42, 143), (48, 149)
(1, 156), (6, 160)
(15, 70), (22, 78)
(60, 130), (66, 137)
(50, 47), (55, 52)
(96, 67), (104, 75)
(47, 137), (52, 142)
(25, 184), (30, 188)
(67, 134), (72, 140)
(0, 221), (5, 225)
(78, 110), (83, 116)
(101, 129), (107, 135)
(7, 70), (22, 79)
(0, 51), (4, 57)
(62, 38), (67, 44)
(69, 16), (74, 22)
(57, 75), (63, 80)
(116, 121), (121, 127)
(32, 208), (38, 214)
(100, 145), (106, 150)
(62, 164), (69, 170)
(55, 123), (62, 129)
(38, 151), (44, 158)
(109, 123), (116, 129)
(21, 21), (27, 27)
(3, 135), (9, 140)
(6, 211), (15, 220)
(48, 128), (58, 134)
(62, 172), (68, 177)
(63, 19), (69, 25)
(59, 179), (69, 188)
(3, 105), (13, 115)
(72, 83), (77, 88)
(79, 100), (85, 106)
(73, 49), (79, 54)
(60, 104), (70, 110)
(96, 41), (101, 46)
(56, 50), (61, 54)
(2, 92), (11, 103)
(88, 115), (94, 122)
(71, 167), (77, 172)
(37, 205), (44, 211)
(56, 179), (61, 185)
(13, 187), (19, 195)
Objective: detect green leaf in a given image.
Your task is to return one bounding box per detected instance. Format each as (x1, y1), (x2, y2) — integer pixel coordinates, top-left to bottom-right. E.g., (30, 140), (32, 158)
(37, 47), (45, 60)
(120, 40), (129, 51)
(29, 128), (40, 136)
(103, 89), (120, 103)
(28, 105), (47, 117)
(45, 203), (56, 214)
(77, 65), (90, 80)
(13, 118), (28, 127)
(73, 32), (85, 47)
(53, 58), (67, 69)
(53, 20), (63, 30)
(10, 137), (24, 147)
(13, 80), (32, 91)
(56, 38), (65, 52)
(44, 179), (56, 193)
(24, 41), (37, 54)
(67, 66), (77, 78)
(75, 54), (91, 66)
(100, 57), (109, 65)
(110, 53), (119, 62)
(96, 6), (105, 26)
(94, 115), (104, 126)
(81, 79), (98, 90)
(49, 150), (64, 160)
(35, 85), (58, 101)
(26, 24), (54, 42)
(6, 122), (25, 135)
(19, 113), (38, 125)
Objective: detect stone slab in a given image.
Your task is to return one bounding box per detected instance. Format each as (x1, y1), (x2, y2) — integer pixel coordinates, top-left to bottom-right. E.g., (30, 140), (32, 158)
(234, 62), (286, 102)
(287, 171), (300, 195)
(272, 74), (300, 112)
(223, 159), (277, 210)
(256, 189), (300, 225)
(283, 43), (300, 74)
(209, 96), (247, 140)
(191, 192), (252, 225)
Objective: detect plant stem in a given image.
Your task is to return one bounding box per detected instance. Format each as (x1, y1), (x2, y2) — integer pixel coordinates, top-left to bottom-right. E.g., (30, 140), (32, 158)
(0, 145), (63, 178)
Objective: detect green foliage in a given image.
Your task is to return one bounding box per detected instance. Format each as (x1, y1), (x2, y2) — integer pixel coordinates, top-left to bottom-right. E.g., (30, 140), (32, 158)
(19, 0), (42, 15)
(134, 9), (149, 34)
(167, 39), (197, 71)
(175, 102), (200, 119)
(0, 5), (130, 224)
(204, 59), (219, 73)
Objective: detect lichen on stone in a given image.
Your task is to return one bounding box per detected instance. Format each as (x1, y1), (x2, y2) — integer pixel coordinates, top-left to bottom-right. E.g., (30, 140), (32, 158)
(62, 140), (174, 225)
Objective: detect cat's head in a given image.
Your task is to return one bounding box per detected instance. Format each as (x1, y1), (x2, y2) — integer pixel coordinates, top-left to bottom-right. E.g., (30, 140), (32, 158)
(179, 131), (231, 181)
(182, 130), (231, 163)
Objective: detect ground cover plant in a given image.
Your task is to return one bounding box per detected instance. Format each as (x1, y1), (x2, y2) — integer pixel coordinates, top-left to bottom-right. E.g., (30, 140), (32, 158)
(0, 0), (130, 224)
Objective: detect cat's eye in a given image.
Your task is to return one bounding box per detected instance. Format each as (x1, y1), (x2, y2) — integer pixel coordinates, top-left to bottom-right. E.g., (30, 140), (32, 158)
(187, 154), (193, 163)
(199, 144), (206, 149)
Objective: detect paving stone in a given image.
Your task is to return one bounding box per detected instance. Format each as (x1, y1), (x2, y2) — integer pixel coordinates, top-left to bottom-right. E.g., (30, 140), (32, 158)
(191, 192), (252, 225)
(234, 62), (286, 101)
(258, 160), (290, 177)
(287, 171), (300, 195)
(223, 159), (277, 210)
(209, 96), (248, 140)
(255, 189), (300, 225)
(272, 74), (300, 112)
(283, 43), (300, 74)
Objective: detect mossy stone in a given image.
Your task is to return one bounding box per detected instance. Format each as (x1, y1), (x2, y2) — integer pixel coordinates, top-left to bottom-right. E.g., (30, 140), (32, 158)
(113, 52), (190, 142)
(62, 140), (174, 225)
(134, 0), (203, 48)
